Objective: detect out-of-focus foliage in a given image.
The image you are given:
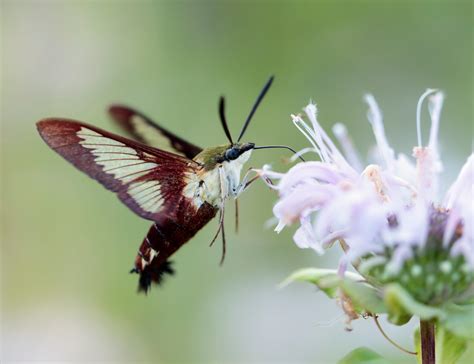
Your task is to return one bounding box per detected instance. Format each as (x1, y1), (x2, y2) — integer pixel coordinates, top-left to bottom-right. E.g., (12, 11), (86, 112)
(339, 347), (391, 364)
(284, 269), (473, 362)
(1, 1), (472, 362)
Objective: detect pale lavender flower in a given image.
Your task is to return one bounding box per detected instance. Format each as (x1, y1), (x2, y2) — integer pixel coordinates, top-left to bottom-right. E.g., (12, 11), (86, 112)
(262, 90), (473, 304)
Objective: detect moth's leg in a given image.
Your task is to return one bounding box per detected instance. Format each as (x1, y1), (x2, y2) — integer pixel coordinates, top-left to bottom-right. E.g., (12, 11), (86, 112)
(243, 174), (261, 190)
(209, 207), (227, 265)
(219, 204), (227, 266)
(232, 168), (257, 231)
(234, 199), (239, 233)
(239, 167), (256, 187)
(234, 168), (259, 197)
(218, 166), (227, 265)
(235, 174), (263, 197)
(233, 168), (264, 234)
(209, 208), (223, 247)
(209, 167), (225, 258)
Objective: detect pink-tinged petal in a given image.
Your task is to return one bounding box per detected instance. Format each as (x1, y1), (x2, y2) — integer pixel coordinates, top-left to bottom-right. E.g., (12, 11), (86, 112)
(314, 186), (386, 249)
(381, 170), (416, 207)
(278, 161), (349, 194)
(353, 201), (389, 240)
(255, 165), (284, 190)
(332, 123), (364, 172)
(361, 164), (392, 202)
(289, 147), (319, 163)
(303, 104), (332, 163)
(415, 89), (439, 147)
(443, 209), (461, 247)
(274, 219), (286, 233)
(343, 238), (380, 262)
(320, 229), (347, 248)
(293, 216), (324, 254)
(364, 94), (395, 170)
(303, 104), (356, 174)
(427, 92), (444, 156)
(384, 202), (429, 249)
(411, 90), (444, 202)
(291, 114), (323, 160)
(393, 153), (417, 187)
(293, 226), (312, 249)
(444, 157), (473, 266)
(267, 93), (472, 280)
(452, 237), (474, 269)
(258, 164), (285, 180)
(444, 154), (474, 209)
(413, 146), (442, 202)
(386, 245), (414, 275)
(337, 256), (349, 276)
(451, 200), (473, 269)
(273, 183), (336, 225)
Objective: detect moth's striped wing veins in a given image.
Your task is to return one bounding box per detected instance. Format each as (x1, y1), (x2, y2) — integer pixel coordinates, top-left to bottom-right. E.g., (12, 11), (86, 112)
(37, 118), (201, 222)
(108, 105), (202, 159)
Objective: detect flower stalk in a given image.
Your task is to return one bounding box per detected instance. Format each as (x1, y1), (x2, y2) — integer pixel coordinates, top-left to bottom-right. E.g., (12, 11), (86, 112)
(373, 315), (417, 355)
(420, 320), (436, 364)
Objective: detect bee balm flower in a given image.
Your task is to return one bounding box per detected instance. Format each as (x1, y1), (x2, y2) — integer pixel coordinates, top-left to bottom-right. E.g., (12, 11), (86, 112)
(264, 90), (473, 306)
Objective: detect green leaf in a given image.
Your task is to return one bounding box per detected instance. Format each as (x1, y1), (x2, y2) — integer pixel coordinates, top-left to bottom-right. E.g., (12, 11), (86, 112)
(436, 328), (468, 364)
(342, 279), (387, 314)
(281, 268), (387, 314)
(338, 347), (392, 364)
(413, 328), (422, 364)
(280, 268), (363, 299)
(414, 326), (468, 364)
(441, 304), (474, 340)
(384, 284), (444, 325)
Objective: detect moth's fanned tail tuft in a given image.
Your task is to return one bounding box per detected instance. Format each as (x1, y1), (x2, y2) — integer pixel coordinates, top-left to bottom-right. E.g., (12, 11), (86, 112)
(131, 260), (175, 294)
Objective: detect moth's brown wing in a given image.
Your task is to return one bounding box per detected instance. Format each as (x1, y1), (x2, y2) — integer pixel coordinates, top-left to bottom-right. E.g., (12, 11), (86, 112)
(108, 105), (202, 159)
(37, 118), (202, 222)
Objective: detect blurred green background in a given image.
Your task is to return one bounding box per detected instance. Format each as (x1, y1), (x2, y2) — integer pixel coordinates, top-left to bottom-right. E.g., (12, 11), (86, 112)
(1, 0), (472, 363)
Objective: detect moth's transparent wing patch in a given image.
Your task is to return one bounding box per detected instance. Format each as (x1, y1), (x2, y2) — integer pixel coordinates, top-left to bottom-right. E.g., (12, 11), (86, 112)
(37, 119), (201, 221)
(108, 105), (202, 159)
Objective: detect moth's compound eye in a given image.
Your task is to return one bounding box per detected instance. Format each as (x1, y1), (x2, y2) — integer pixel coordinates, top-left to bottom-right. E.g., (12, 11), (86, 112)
(225, 148), (240, 161)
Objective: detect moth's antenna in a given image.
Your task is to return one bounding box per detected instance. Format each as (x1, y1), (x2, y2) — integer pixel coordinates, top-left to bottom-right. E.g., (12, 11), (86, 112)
(219, 96), (234, 144)
(254, 145), (306, 162)
(237, 76), (274, 142)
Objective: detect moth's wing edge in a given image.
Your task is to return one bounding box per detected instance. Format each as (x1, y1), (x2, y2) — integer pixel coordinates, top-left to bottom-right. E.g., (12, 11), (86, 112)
(108, 105), (203, 159)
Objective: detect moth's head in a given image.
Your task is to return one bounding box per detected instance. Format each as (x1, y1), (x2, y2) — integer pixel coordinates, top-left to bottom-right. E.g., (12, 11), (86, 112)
(220, 142), (255, 163)
(197, 142), (255, 169)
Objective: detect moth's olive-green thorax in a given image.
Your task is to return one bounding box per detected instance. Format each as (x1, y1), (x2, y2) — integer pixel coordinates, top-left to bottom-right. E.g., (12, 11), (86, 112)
(194, 142), (255, 170)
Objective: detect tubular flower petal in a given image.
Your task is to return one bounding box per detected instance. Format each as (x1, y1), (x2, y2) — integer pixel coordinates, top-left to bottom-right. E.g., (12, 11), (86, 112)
(263, 91), (473, 306)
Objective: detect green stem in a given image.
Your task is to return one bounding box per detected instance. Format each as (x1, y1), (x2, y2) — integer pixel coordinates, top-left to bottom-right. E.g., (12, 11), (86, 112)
(373, 315), (417, 355)
(420, 320), (436, 364)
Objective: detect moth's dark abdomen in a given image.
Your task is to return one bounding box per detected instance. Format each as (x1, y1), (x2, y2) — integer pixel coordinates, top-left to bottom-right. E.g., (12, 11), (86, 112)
(132, 200), (218, 293)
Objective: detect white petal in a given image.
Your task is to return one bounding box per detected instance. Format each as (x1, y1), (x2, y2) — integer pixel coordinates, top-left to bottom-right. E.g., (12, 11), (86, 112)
(332, 123), (364, 172)
(364, 94), (395, 170)
(302, 104), (356, 175)
(427, 92), (444, 154)
(444, 154), (474, 209)
(413, 146), (442, 202)
(278, 162), (347, 194)
(385, 202), (429, 249)
(416, 88), (438, 147)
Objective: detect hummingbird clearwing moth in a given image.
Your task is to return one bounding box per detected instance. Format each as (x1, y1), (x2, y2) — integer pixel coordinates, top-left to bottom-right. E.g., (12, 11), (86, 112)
(37, 76), (300, 293)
